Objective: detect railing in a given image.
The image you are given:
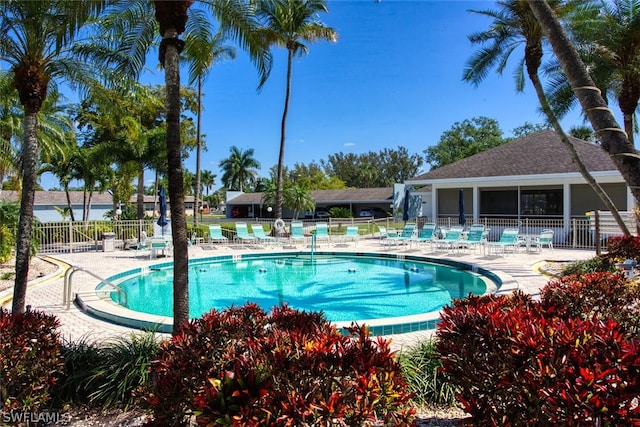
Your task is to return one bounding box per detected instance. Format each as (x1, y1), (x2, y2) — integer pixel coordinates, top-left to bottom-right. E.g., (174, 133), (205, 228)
(63, 265), (127, 310)
(34, 214), (634, 254)
(36, 219), (157, 254)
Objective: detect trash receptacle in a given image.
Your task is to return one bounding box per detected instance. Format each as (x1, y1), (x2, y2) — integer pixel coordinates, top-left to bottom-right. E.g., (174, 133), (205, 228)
(103, 232), (115, 252)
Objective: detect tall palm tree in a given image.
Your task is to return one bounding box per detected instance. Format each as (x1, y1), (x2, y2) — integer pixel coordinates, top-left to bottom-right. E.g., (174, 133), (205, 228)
(151, 0), (194, 329)
(183, 31), (235, 227)
(528, 0), (640, 208)
(0, 1), (112, 313)
(102, 0), (271, 331)
(219, 145), (261, 191)
(464, 0), (630, 234)
(255, 0), (337, 224)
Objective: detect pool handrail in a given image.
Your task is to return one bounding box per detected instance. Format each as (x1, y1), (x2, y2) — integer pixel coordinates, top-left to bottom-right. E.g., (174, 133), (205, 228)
(63, 265), (128, 309)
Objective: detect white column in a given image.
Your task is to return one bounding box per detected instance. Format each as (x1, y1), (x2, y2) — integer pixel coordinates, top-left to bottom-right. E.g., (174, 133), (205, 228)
(472, 186), (479, 223)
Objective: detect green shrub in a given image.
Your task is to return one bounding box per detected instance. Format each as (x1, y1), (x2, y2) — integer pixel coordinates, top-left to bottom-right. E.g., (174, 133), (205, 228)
(0, 224), (13, 263)
(0, 308), (64, 412)
(561, 256), (614, 275)
(88, 333), (160, 409)
(143, 303), (415, 426)
(398, 339), (457, 408)
(436, 282), (640, 426)
(55, 333), (160, 410)
(329, 206), (352, 218)
(53, 338), (103, 406)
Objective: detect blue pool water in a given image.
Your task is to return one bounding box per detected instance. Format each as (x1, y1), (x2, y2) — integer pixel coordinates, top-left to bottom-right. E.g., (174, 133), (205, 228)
(108, 253), (494, 323)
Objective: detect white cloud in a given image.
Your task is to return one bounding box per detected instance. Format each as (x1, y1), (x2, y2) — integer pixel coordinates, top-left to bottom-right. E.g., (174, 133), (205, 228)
(344, 142), (355, 147)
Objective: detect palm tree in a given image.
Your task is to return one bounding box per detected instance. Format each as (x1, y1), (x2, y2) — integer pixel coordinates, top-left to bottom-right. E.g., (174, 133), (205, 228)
(183, 31), (235, 227)
(285, 182), (315, 219)
(566, 0), (640, 148)
(255, 0), (337, 224)
(39, 143), (80, 221)
(528, 0), (640, 209)
(102, 0), (271, 331)
(0, 1), (113, 313)
(464, 0), (629, 234)
(219, 145), (261, 191)
(0, 72), (21, 190)
(200, 169), (216, 195)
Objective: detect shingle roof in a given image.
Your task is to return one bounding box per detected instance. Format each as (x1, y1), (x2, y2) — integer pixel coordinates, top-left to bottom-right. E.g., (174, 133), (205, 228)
(411, 129), (617, 181)
(0, 191), (194, 205)
(1, 191), (113, 205)
(228, 187), (393, 205)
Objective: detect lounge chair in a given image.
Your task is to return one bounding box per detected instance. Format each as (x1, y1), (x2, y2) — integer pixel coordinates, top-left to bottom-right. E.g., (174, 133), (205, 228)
(208, 224), (228, 244)
(235, 222), (258, 246)
(313, 222), (330, 247)
(459, 224), (487, 253)
(377, 225), (391, 246)
(149, 236), (171, 259)
(130, 231), (149, 257)
(435, 226), (464, 251)
(251, 223), (277, 245)
(486, 228), (520, 256)
(530, 229), (554, 252)
(410, 223), (437, 249)
(289, 221), (306, 246)
(387, 223), (416, 246)
(336, 225), (359, 246)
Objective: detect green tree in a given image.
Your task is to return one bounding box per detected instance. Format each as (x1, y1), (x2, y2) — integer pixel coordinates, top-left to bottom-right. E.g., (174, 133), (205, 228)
(200, 169), (216, 195)
(0, 1), (111, 313)
(510, 121), (550, 139)
(528, 0), (640, 215)
(0, 200), (20, 263)
(284, 182), (315, 219)
(219, 145), (261, 191)
(256, 0), (337, 223)
(465, 0), (628, 233)
(288, 161), (346, 190)
(39, 139), (80, 221)
(563, 0), (640, 147)
(0, 71), (21, 188)
(378, 146), (424, 184)
(425, 117), (505, 169)
(101, 0), (271, 332)
(569, 125), (596, 143)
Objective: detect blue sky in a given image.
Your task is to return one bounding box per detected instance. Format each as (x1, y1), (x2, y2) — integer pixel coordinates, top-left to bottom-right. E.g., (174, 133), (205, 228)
(45, 0), (588, 190)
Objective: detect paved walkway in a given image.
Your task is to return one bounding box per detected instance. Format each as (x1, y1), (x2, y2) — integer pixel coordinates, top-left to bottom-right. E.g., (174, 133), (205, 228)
(1, 238), (594, 351)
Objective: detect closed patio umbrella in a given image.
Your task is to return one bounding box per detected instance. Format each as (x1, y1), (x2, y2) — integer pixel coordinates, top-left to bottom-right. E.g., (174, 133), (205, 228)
(157, 186), (168, 234)
(402, 189), (410, 222)
(458, 189), (466, 226)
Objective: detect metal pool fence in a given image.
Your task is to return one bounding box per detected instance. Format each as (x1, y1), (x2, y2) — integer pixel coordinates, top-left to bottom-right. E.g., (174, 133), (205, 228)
(32, 213), (634, 255)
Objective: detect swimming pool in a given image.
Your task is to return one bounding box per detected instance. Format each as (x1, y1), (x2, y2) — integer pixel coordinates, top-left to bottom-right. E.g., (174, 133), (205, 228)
(88, 252), (501, 335)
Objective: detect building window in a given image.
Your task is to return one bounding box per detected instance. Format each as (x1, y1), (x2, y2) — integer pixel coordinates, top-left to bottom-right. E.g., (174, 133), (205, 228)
(480, 190), (517, 216)
(520, 189), (562, 216)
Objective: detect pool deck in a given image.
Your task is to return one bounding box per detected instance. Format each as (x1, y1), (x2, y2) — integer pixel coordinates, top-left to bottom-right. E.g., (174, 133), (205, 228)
(1, 237), (595, 352)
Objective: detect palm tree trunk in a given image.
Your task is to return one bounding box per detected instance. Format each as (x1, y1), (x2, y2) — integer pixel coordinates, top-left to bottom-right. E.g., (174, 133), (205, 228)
(528, 0), (640, 230)
(65, 186), (76, 222)
(275, 49), (294, 225)
(194, 75), (202, 228)
(137, 168), (145, 220)
(11, 113), (38, 314)
(162, 27), (190, 332)
(529, 66), (630, 234)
